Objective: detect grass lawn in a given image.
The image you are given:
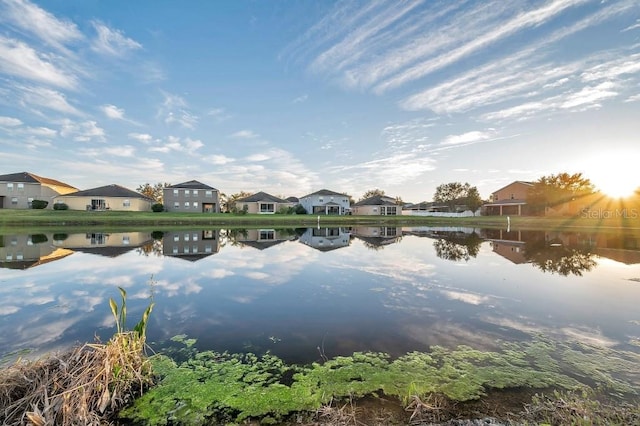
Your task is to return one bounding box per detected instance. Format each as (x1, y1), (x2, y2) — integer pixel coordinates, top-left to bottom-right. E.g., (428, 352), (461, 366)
(0, 209), (638, 233)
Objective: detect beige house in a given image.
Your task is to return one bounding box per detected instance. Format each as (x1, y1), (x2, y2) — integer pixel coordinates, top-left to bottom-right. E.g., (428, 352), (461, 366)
(483, 181), (534, 216)
(234, 191), (293, 214)
(0, 171), (78, 209)
(54, 184), (154, 211)
(351, 195), (401, 215)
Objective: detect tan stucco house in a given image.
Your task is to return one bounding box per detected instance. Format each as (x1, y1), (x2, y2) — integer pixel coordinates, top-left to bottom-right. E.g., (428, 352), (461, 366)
(234, 191), (293, 214)
(352, 195), (401, 215)
(0, 171), (78, 209)
(53, 184), (154, 211)
(483, 181), (534, 216)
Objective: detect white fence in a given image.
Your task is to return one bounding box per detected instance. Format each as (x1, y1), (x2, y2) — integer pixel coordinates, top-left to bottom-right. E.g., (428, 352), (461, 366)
(402, 209), (480, 217)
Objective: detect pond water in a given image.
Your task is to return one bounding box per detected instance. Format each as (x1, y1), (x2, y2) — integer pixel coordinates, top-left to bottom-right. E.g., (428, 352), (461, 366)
(1, 226), (640, 368)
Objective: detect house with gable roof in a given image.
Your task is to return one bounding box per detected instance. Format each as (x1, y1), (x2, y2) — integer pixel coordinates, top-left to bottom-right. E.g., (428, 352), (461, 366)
(163, 180), (220, 213)
(53, 184), (154, 211)
(299, 189), (351, 215)
(234, 191), (293, 214)
(351, 195), (401, 215)
(483, 181), (534, 216)
(0, 171), (78, 209)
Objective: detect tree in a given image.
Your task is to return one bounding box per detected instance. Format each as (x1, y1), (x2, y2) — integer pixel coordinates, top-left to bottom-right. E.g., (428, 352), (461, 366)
(224, 191), (253, 213)
(137, 182), (171, 203)
(359, 189), (385, 201)
(433, 182), (480, 213)
(527, 172), (595, 215)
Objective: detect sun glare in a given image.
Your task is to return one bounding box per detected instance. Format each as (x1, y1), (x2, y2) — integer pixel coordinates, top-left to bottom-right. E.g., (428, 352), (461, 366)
(587, 151), (639, 199)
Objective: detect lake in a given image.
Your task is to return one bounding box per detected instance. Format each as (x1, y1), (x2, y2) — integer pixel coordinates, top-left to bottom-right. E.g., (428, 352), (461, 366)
(2, 226), (640, 371)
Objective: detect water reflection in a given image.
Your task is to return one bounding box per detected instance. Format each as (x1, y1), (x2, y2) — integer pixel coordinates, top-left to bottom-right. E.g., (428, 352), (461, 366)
(1, 226), (640, 367)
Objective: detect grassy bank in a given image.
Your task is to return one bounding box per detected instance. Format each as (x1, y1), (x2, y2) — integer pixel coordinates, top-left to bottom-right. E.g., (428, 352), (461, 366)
(1, 209), (638, 232)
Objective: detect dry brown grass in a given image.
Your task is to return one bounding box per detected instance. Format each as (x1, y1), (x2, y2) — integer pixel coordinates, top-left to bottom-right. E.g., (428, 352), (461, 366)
(0, 331), (153, 426)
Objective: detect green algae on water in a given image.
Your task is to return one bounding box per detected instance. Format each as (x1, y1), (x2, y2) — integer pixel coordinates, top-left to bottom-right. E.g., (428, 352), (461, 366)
(120, 337), (640, 425)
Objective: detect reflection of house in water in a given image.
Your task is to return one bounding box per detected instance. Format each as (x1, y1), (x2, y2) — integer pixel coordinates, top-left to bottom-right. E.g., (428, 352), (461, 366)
(544, 231), (640, 265)
(351, 227), (401, 248)
(234, 229), (298, 250)
(0, 233), (73, 269)
(162, 230), (220, 261)
(299, 227), (351, 251)
(55, 232), (153, 257)
(481, 229), (544, 265)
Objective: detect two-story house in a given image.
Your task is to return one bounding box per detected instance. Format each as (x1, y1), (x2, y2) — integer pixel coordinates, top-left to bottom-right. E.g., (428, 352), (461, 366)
(0, 172), (78, 209)
(299, 189), (351, 215)
(483, 181), (534, 216)
(163, 180), (220, 213)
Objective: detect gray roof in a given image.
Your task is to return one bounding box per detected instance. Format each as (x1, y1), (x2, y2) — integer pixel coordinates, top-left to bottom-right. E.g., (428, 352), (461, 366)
(236, 191), (289, 203)
(166, 180), (217, 190)
(301, 189), (349, 198)
(286, 196), (299, 203)
(62, 184), (153, 200)
(353, 195), (397, 207)
(0, 172), (77, 190)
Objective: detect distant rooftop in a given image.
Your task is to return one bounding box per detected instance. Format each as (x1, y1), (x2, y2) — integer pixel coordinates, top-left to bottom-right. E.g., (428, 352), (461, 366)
(166, 180), (217, 190)
(62, 184), (153, 200)
(0, 172), (77, 191)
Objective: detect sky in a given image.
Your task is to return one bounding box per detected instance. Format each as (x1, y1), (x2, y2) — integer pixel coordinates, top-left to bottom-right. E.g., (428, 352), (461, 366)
(0, 0), (639, 202)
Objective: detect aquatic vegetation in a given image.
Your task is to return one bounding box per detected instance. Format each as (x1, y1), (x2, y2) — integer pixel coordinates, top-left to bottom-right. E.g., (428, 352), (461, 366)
(0, 287), (155, 426)
(120, 336), (640, 425)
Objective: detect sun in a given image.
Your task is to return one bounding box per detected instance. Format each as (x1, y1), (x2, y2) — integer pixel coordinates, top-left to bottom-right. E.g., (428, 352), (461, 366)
(587, 150), (639, 199)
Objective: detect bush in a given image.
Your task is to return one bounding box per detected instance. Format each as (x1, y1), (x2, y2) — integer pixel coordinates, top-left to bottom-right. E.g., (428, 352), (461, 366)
(30, 234), (48, 244)
(151, 203), (164, 212)
(293, 204), (307, 214)
(53, 233), (68, 241)
(53, 203), (69, 210)
(151, 231), (164, 240)
(31, 200), (48, 209)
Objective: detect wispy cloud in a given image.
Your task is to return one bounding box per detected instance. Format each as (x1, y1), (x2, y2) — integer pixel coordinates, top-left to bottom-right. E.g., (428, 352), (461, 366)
(0, 0), (83, 51)
(157, 92), (198, 129)
(292, 94), (308, 104)
(79, 144), (136, 158)
(148, 135), (203, 154)
(91, 21), (142, 57)
(0, 36), (78, 89)
(17, 84), (82, 116)
(0, 116), (22, 127)
(128, 132), (154, 143)
(100, 104), (125, 120)
(229, 129), (259, 139)
(59, 119), (105, 142)
(441, 130), (492, 146)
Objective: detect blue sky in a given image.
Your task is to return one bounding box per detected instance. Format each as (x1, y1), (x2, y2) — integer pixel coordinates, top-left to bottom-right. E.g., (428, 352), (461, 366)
(1, 0), (639, 202)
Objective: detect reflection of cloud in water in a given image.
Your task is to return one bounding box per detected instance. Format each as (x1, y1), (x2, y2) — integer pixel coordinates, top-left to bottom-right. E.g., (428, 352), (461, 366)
(402, 321), (505, 352)
(482, 316), (618, 347)
(441, 290), (491, 306)
(154, 278), (202, 297)
(245, 271), (270, 281)
(0, 306), (20, 315)
(206, 269), (235, 279)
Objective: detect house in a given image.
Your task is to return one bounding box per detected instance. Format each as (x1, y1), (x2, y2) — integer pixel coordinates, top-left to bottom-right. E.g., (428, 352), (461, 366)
(351, 195), (401, 215)
(234, 228), (298, 250)
(0, 172), (78, 209)
(53, 184), (154, 211)
(163, 180), (220, 213)
(351, 226), (401, 248)
(54, 232), (154, 257)
(483, 181), (534, 216)
(234, 191), (293, 214)
(299, 189), (351, 215)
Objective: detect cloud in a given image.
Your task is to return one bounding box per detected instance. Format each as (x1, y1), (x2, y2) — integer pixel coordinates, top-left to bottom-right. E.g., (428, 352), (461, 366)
(128, 132), (153, 143)
(561, 81), (618, 109)
(0, 0), (83, 50)
(158, 92), (198, 129)
(441, 130), (491, 146)
(229, 129), (259, 139)
(59, 119), (105, 142)
(79, 145), (136, 158)
(206, 108), (232, 122)
(292, 94), (308, 104)
(100, 104), (125, 120)
(148, 136), (203, 154)
(245, 153), (271, 162)
(0, 116), (22, 127)
(0, 36), (78, 89)
(17, 84), (82, 115)
(91, 21), (142, 56)
(204, 154), (235, 165)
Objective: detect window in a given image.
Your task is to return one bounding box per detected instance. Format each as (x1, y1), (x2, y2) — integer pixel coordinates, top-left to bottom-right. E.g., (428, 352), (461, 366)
(11, 197), (17, 205)
(183, 247), (190, 254)
(184, 202), (190, 208)
(318, 198), (324, 202)
(122, 236), (130, 245)
(184, 233), (190, 241)
(192, 233), (198, 241)
(193, 201), (199, 209)
(259, 230), (275, 240)
(174, 202), (179, 209)
(205, 190), (212, 197)
(205, 245), (212, 253)
(185, 190), (190, 197)
(173, 235), (179, 242)
(510, 193), (514, 199)
(193, 189), (198, 196)
(27, 197), (33, 208)
(192, 245), (198, 253)
(17, 183), (24, 190)
(7, 183), (13, 190)
(173, 189), (179, 196)
(259, 203), (275, 213)
(123, 199), (131, 207)
(172, 247), (178, 254)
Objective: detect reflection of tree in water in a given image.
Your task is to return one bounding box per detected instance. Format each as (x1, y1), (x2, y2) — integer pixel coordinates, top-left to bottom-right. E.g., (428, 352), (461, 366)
(433, 232), (482, 262)
(524, 239), (597, 276)
(137, 239), (163, 257)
